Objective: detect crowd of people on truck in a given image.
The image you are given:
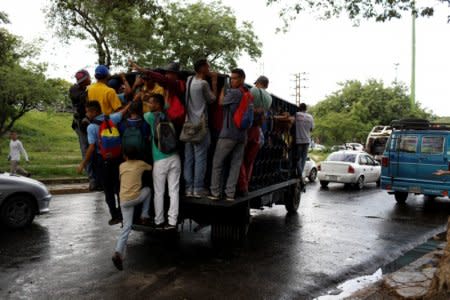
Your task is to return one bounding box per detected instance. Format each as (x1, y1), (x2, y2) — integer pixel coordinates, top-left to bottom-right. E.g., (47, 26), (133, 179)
(68, 58), (292, 270)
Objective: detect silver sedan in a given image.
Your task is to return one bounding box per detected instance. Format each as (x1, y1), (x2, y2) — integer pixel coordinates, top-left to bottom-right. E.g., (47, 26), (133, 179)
(0, 172), (51, 228)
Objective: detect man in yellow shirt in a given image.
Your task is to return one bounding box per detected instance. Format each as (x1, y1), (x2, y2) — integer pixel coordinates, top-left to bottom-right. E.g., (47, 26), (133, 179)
(88, 65), (122, 115)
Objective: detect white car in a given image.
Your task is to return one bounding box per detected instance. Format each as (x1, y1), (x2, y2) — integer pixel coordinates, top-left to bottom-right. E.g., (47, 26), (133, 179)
(310, 144), (327, 152)
(303, 157), (318, 182)
(346, 143), (364, 151)
(317, 151), (381, 190)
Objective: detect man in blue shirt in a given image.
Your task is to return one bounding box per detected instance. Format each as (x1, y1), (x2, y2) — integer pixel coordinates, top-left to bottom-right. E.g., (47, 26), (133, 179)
(77, 100), (130, 225)
(209, 68), (249, 201)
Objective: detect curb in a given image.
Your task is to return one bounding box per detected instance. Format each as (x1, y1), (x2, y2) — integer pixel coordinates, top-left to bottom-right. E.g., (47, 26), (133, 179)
(39, 177), (89, 185)
(49, 187), (91, 195)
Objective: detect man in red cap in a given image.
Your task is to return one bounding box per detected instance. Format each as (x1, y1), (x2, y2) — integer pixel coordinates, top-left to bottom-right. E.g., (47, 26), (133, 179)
(69, 69), (98, 190)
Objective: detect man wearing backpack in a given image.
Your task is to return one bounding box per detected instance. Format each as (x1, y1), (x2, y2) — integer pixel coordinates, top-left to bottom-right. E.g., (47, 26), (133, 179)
(144, 94), (181, 230)
(237, 76), (272, 195)
(69, 69), (97, 190)
(77, 100), (131, 225)
(209, 68), (251, 201)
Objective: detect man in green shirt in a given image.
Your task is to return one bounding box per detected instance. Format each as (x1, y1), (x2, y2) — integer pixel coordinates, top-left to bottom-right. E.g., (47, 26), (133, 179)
(144, 94), (181, 230)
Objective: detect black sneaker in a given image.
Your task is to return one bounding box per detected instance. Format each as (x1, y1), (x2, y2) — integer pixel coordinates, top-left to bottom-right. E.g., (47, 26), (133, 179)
(112, 252), (123, 271)
(154, 223), (165, 230)
(108, 218), (122, 226)
(164, 224), (177, 231)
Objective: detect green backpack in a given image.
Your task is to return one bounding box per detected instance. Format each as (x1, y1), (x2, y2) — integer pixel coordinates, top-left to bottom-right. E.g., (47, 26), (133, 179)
(122, 120), (147, 159)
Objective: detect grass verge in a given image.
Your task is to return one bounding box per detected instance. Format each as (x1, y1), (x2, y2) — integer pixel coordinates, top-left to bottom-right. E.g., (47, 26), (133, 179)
(0, 111), (85, 180)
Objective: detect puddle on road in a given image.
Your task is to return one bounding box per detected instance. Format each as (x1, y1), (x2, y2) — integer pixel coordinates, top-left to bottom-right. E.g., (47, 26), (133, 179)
(315, 233), (446, 299)
(314, 269), (383, 300)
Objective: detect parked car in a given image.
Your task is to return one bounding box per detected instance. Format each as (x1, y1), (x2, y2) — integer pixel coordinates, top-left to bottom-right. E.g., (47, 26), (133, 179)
(310, 144), (327, 152)
(303, 157), (318, 182)
(331, 145), (347, 152)
(381, 119), (450, 204)
(0, 172), (51, 228)
(318, 150), (381, 190)
(366, 125), (392, 162)
(346, 143), (364, 151)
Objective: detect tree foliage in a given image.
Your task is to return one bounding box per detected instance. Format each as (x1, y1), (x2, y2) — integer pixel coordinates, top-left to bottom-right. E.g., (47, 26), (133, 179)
(45, 0), (164, 67)
(46, 0), (262, 71)
(0, 22), (60, 136)
(134, 1), (262, 71)
(267, 0), (450, 30)
(310, 80), (431, 145)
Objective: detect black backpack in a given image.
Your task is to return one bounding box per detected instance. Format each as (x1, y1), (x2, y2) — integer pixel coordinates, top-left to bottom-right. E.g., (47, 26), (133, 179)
(153, 112), (178, 154)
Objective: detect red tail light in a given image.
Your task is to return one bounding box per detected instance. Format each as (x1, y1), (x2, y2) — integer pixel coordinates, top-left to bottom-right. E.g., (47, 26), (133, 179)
(348, 165), (355, 174)
(382, 156), (389, 167)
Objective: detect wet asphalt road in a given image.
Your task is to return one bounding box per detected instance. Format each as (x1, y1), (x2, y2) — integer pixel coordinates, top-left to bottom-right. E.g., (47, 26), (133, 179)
(1, 181), (450, 300)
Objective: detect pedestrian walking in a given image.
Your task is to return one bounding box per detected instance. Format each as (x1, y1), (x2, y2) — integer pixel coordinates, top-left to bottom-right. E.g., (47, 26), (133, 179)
(8, 131), (30, 177)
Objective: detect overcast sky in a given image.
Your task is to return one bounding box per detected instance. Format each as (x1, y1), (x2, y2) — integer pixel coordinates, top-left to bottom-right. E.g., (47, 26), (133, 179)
(2, 0), (450, 116)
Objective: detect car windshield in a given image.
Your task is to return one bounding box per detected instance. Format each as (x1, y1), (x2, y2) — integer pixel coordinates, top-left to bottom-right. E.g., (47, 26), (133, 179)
(327, 152), (357, 163)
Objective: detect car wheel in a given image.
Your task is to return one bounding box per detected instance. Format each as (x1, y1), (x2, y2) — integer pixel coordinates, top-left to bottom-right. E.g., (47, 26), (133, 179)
(376, 177), (381, 187)
(0, 195), (36, 228)
(394, 192), (408, 204)
(320, 180), (329, 188)
(308, 168), (317, 182)
(355, 176), (365, 190)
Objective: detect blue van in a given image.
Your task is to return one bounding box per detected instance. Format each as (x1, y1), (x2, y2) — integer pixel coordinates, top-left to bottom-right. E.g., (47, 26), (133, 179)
(381, 119), (450, 203)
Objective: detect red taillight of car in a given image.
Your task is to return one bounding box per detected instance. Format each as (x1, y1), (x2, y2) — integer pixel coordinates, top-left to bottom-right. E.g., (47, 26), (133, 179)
(348, 165), (355, 174)
(382, 156), (389, 167)
(318, 164), (321, 171)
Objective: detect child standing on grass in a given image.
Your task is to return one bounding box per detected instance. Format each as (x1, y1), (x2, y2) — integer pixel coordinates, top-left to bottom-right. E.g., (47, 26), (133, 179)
(112, 146), (152, 271)
(8, 131), (30, 177)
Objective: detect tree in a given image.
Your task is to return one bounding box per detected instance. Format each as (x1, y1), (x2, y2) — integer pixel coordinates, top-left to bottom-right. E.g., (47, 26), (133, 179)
(0, 65), (58, 136)
(47, 78), (73, 113)
(134, 1), (262, 71)
(310, 80), (430, 145)
(266, 0), (449, 30)
(0, 25), (59, 136)
(45, 0), (164, 67)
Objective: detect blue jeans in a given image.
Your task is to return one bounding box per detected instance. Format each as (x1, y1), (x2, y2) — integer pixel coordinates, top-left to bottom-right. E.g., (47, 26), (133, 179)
(296, 143), (309, 177)
(184, 131), (210, 193)
(115, 187), (151, 257)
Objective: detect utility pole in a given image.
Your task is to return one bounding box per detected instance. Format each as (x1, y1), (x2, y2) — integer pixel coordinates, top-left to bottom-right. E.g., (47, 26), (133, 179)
(410, 1), (416, 110)
(291, 72), (308, 107)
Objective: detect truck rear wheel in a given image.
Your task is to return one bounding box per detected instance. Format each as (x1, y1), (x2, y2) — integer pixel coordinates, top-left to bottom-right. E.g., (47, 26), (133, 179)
(284, 182), (301, 213)
(394, 192), (408, 204)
